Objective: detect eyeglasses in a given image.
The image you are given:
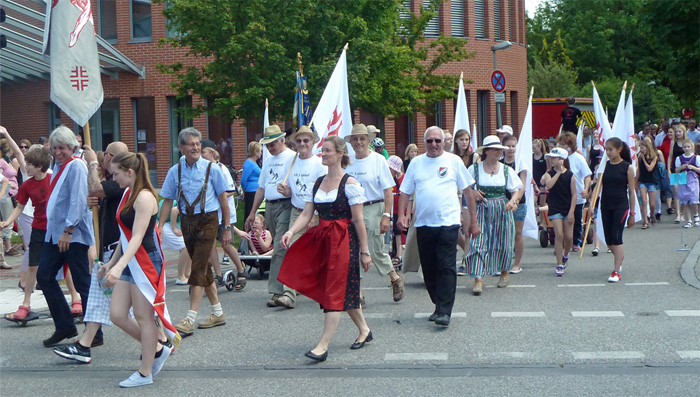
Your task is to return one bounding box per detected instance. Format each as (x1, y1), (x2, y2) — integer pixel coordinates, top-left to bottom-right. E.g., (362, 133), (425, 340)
(19, 145), (29, 149)
(184, 142), (201, 148)
(426, 139), (442, 144)
(295, 138), (311, 144)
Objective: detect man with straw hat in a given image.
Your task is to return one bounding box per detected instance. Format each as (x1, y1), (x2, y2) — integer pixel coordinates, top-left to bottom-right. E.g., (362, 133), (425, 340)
(245, 125), (297, 308)
(275, 126), (327, 308)
(345, 123), (405, 304)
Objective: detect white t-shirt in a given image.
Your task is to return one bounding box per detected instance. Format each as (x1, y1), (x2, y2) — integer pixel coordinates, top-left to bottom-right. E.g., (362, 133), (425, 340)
(289, 155), (327, 209)
(675, 154), (700, 169)
(346, 151), (395, 202)
(468, 162), (523, 191)
(400, 152), (474, 227)
(567, 151), (592, 204)
(217, 163), (236, 224)
(258, 149), (296, 201)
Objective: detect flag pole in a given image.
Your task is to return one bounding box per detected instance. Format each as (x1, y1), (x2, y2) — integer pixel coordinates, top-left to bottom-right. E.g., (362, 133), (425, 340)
(580, 177), (603, 258)
(83, 121), (100, 253)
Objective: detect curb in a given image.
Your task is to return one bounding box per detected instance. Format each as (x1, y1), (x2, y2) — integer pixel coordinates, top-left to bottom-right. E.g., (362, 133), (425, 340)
(679, 239), (700, 290)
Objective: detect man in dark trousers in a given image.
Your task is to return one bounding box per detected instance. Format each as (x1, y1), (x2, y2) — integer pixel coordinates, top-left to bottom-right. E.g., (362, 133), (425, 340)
(561, 97), (582, 134)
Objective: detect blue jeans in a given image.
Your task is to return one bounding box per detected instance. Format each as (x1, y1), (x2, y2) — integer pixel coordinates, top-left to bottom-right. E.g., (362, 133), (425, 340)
(37, 243), (101, 339)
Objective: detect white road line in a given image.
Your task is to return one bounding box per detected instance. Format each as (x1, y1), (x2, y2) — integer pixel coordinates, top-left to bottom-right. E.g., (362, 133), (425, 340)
(384, 353), (448, 361)
(624, 282), (669, 286)
(573, 351), (645, 360)
(571, 311), (624, 317)
(677, 351), (700, 359)
(665, 310), (700, 317)
(557, 284), (606, 287)
(491, 311), (546, 318)
(414, 312), (467, 319)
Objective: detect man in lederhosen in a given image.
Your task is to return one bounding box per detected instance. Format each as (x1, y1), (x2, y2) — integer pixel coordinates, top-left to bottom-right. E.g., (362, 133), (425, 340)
(159, 128), (231, 337)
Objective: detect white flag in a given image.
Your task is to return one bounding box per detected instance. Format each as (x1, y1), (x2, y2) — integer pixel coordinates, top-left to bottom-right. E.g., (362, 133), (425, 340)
(45, 0), (103, 126)
(311, 45), (353, 156)
(515, 89), (538, 240)
(624, 89), (642, 222)
(261, 100), (271, 159)
(592, 84), (613, 175)
(576, 122), (584, 157)
(472, 123), (478, 152)
(452, 74), (471, 152)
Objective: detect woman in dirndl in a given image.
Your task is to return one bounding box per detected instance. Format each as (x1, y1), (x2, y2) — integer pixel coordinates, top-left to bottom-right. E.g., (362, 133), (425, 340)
(464, 136), (523, 295)
(279, 136), (372, 362)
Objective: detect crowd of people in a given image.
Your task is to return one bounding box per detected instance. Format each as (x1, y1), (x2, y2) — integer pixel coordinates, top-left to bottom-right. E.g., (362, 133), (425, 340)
(0, 114), (698, 387)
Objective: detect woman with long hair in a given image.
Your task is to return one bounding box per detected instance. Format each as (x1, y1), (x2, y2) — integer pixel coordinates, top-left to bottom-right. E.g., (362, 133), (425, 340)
(668, 125), (687, 223)
(637, 139), (658, 228)
(453, 129), (480, 168)
(100, 152), (180, 388)
(404, 143), (419, 172)
(241, 141), (262, 221)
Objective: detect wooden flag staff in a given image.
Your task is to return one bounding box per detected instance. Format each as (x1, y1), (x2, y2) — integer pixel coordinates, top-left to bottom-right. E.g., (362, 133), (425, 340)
(83, 121), (101, 253)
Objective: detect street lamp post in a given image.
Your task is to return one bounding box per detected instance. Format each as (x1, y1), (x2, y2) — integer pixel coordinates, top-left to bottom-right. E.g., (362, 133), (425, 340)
(491, 41), (512, 129)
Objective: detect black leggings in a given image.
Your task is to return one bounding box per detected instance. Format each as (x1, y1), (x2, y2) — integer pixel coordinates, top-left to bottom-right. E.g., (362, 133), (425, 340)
(601, 207), (629, 246)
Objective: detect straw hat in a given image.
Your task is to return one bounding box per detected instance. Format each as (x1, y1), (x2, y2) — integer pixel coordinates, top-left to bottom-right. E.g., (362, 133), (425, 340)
(477, 135), (508, 154)
(289, 125), (320, 143)
(260, 125), (285, 144)
(344, 123), (376, 142)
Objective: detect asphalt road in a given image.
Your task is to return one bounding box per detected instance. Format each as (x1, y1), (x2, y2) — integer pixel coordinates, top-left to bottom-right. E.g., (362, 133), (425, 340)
(0, 212), (698, 396)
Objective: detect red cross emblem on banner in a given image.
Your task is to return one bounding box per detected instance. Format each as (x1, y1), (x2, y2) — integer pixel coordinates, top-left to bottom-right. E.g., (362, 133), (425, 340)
(70, 66), (89, 91)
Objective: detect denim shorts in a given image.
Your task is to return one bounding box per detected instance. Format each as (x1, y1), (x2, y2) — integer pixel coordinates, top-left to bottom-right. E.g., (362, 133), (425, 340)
(549, 213), (567, 220)
(639, 182), (658, 192)
(513, 203), (527, 221)
(120, 251), (163, 283)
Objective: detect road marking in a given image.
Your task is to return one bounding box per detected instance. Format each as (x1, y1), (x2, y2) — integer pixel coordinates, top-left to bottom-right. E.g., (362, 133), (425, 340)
(573, 351), (645, 360)
(414, 312), (467, 319)
(677, 351), (700, 359)
(491, 311), (546, 318)
(624, 282), (669, 286)
(385, 353), (448, 361)
(665, 310), (700, 317)
(557, 284), (606, 287)
(571, 311), (624, 317)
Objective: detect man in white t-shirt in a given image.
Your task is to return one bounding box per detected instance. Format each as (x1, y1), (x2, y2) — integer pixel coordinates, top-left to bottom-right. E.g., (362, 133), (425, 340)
(275, 126), (327, 308)
(345, 123), (404, 303)
(398, 126), (480, 327)
(686, 119), (700, 144)
(245, 125), (297, 308)
(558, 132), (592, 251)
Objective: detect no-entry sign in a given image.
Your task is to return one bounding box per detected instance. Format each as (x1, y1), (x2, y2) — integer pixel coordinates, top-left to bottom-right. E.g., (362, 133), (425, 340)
(491, 70), (506, 93)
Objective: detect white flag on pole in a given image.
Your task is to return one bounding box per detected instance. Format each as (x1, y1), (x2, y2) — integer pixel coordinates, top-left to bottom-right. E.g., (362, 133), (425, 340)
(453, 73), (471, 152)
(592, 83), (612, 247)
(624, 89), (642, 222)
(311, 44), (353, 156)
(515, 88), (538, 240)
(261, 99), (271, 159)
(472, 123), (478, 152)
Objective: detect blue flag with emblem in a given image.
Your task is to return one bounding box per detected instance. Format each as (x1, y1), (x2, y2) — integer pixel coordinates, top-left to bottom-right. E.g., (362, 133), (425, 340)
(293, 70), (311, 129)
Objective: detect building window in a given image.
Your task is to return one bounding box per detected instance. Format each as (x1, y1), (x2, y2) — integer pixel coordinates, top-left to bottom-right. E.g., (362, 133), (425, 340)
(133, 97), (158, 187)
(206, 99), (233, 167)
(359, 110), (384, 135)
(423, 0), (440, 38)
(508, 0), (514, 42)
(164, 0), (179, 37)
(510, 91), (519, 131)
(450, 0), (465, 37)
(73, 99), (121, 151)
(131, 0), (152, 41)
(49, 103), (62, 132)
(394, 115), (414, 158)
(399, 0), (412, 36)
(477, 90), (489, 140)
(99, 0), (117, 42)
(168, 96), (193, 166)
(474, 0), (486, 39)
(493, 0), (502, 40)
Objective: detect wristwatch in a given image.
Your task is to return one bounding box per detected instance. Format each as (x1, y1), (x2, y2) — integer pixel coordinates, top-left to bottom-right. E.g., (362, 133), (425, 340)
(223, 225), (232, 231)
(382, 213), (391, 218)
(361, 251), (371, 256)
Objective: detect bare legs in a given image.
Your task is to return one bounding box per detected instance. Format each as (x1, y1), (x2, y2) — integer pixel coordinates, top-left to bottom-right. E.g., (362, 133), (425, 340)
(176, 249), (191, 283)
(512, 220), (524, 271)
(311, 308), (370, 355)
(609, 244), (624, 272)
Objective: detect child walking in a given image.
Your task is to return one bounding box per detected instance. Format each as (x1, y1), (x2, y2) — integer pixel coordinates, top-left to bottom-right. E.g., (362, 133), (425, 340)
(674, 139), (700, 228)
(541, 148), (576, 276)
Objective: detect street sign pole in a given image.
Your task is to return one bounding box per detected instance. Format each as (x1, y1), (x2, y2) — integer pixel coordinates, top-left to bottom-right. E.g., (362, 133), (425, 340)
(493, 52), (501, 128)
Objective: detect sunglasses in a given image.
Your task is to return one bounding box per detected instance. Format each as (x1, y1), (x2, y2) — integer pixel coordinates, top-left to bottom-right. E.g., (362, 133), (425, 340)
(426, 139), (442, 144)
(295, 138), (311, 144)
(19, 145), (29, 149)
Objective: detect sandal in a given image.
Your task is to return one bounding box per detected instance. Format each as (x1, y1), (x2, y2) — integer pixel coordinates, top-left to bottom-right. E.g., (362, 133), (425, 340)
(235, 272), (248, 291)
(392, 257), (403, 271)
(641, 222), (649, 230)
(8, 305), (31, 321)
(71, 301), (83, 315)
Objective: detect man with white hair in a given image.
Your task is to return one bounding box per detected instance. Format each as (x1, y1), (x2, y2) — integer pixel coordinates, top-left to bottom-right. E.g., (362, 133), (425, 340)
(38, 125), (95, 347)
(398, 126), (480, 327)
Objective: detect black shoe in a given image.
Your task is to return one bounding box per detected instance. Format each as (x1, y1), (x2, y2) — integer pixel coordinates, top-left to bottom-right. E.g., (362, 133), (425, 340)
(435, 314), (450, 327)
(666, 208), (674, 215)
(305, 350), (328, 362)
(655, 213), (662, 221)
(428, 311), (438, 322)
(90, 335), (104, 347)
(53, 342), (91, 364)
(350, 331), (373, 350)
(43, 328), (79, 347)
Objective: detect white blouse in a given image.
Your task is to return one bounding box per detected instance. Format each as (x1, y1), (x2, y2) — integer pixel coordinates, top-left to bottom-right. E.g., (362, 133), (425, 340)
(311, 183), (366, 205)
(467, 162), (523, 192)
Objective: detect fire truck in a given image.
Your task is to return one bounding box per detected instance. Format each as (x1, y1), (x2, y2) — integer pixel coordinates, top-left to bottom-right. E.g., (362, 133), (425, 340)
(532, 97), (596, 139)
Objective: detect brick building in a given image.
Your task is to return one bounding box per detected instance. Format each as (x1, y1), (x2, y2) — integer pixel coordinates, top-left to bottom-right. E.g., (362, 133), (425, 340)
(1, 0), (527, 186)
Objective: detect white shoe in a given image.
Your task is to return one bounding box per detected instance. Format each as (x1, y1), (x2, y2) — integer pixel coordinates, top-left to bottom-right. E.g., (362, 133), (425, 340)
(152, 343), (172, 376)
(683, 222), (693, 229)
(119, 371), (153, 388)
(607, 271), (621, 283)
(175, 279), (188, 285)
(222, 255), (230, 264)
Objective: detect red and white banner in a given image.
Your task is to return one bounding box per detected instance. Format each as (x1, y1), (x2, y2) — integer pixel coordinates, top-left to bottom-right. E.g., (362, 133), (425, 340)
(311, 45), (353, 156)
(452, 73), (471, 152)
(44, 0), (104, 126)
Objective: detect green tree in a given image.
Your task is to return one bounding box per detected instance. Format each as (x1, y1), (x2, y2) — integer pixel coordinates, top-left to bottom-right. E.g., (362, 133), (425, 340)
(155, 0), (474, 123)
(528, 60), (578, 98)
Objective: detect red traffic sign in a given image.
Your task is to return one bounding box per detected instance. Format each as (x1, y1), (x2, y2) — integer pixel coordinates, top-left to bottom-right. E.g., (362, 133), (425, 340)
(491, 70), (506, 93)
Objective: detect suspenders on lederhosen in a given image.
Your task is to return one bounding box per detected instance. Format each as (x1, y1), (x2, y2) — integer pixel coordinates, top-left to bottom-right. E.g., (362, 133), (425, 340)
(176, 161), (213, 217)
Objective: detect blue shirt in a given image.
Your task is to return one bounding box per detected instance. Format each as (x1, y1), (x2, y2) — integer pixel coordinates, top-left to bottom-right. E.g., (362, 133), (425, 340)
(161, 157), (229, 215)
(45, 159), (95, 246)
(240, 158), (261, 192)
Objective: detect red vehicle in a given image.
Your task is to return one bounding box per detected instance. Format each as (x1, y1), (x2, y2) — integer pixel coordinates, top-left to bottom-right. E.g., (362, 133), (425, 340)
(532, 98), (595, 140)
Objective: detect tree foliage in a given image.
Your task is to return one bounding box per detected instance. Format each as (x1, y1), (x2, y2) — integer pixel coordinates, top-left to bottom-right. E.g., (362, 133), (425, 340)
(528, 60), (578, 98)
(155, 0), (474, 122)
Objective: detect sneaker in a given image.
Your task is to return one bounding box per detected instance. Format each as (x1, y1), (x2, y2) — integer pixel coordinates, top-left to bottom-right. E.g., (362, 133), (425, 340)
(457, 265), (467, 276)
(53, 342), (91, 364)
(572, 245), (581, 253)
(43, 328), (78, 347)
(592, 248), (599, 256)
(391, 273), (405, 302)
(175, 279), (188, 285)
(119, 371), (153, 388)
(222, 255), (230, 264)
(655, 213), (662, 221)
(666, 208), (674, 215)
(174, 318), (194, 337)
(5, 249), (20, 256)
(274, 295), (295, 309)
(198, 313), (226, 329)
(608, 271), (621, 283)
(555, 265), (565, 277)
(267, 294), (282, 307)
(562, 255), (569, 269)
(151, 343), (172, 376)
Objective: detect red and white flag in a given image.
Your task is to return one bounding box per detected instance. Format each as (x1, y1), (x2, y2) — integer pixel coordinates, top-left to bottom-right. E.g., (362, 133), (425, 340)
(452, 72), (471, 152)
(311, 44), (353, 156)
(43, 0), (103, 126)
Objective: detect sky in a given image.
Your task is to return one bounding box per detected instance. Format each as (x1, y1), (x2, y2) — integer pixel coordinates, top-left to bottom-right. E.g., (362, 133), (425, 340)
(525, 0), (546, 18)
